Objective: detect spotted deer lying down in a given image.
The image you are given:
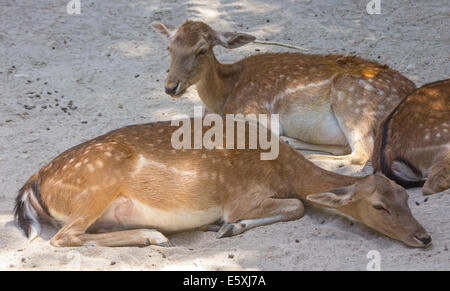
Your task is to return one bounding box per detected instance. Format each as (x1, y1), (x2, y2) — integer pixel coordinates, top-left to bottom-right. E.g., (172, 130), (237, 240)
(15, 119), (431, 248)
(373, 79), (450, 195)
(151, 20), (416, 165)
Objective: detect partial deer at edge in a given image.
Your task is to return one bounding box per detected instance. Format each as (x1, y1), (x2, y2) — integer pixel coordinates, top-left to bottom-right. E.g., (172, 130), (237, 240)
(152, 20), (416, 166)
(373, 79), (450, 195)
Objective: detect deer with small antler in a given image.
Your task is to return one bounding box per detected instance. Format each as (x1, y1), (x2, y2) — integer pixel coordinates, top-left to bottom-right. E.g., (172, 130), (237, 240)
(151, 20), (416, 166)
(372, 79), (450, 195)
(15, 118), (431, 248)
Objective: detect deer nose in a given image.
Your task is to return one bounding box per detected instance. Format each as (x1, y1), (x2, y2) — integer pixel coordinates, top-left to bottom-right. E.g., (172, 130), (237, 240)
(415, 235), (432, 246)
(165, 82), (179, 95)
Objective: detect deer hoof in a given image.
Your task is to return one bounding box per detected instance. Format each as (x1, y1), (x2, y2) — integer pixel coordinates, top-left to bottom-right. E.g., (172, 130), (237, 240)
(217, 224), (234, 238)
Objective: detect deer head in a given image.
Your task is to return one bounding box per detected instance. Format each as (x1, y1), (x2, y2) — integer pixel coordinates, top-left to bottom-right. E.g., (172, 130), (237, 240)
(306, 174), (431, 248)
(151, 20), (255, 97)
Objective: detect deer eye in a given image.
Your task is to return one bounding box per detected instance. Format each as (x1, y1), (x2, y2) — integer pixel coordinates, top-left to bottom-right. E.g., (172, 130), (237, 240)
(373, 204), (390, 215)
(197, 49), (207, 56)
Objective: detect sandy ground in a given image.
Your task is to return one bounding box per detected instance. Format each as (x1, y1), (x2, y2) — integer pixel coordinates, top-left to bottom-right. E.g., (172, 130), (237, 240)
(0, 0), (449, 270)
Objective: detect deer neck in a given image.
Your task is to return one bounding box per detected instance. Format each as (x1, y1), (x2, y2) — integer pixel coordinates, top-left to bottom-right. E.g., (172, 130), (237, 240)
(196, 54), (242, 114)
(280, 147), (362, 199)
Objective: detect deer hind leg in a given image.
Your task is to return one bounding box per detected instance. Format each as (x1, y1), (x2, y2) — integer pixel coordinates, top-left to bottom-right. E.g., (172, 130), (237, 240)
(79, 229), (171, 247)
(306, 72), (408, 167)
(280, 136), (350, 156)
(49, 188), (170, 247)
(218, 198), (304, 238)
(422, 157), (450, 195)
(306, 95), (375, 166)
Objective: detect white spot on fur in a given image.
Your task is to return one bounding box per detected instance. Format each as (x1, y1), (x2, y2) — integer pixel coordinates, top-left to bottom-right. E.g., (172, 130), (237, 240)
(87, 164), (95, 173)
(364, 83), (375, 91)
(357, 99), (366, 105)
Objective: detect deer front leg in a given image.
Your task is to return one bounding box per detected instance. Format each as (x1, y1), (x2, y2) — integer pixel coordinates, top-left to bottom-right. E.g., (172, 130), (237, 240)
(218, 198), (304, 238)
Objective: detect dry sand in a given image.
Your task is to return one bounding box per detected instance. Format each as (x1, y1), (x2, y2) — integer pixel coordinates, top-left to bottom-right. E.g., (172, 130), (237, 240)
(0, 0), (449, 270)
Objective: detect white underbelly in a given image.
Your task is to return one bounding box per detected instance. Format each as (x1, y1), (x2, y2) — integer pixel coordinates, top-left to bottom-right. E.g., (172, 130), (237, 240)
(95, 197), (222, 233)
(279, 105), (347, 146)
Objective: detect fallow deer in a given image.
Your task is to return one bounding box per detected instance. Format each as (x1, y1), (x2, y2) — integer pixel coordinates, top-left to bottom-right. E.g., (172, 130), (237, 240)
(372, 79), (450, 195)
(15, 118), (431, 248)
(151, 20), (416, 166)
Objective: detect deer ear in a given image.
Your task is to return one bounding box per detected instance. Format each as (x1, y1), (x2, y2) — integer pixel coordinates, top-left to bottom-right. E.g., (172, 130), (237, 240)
(151, 22), (179, 39)
(214, 31), (256, 49)
(306, 185), (356, 208)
